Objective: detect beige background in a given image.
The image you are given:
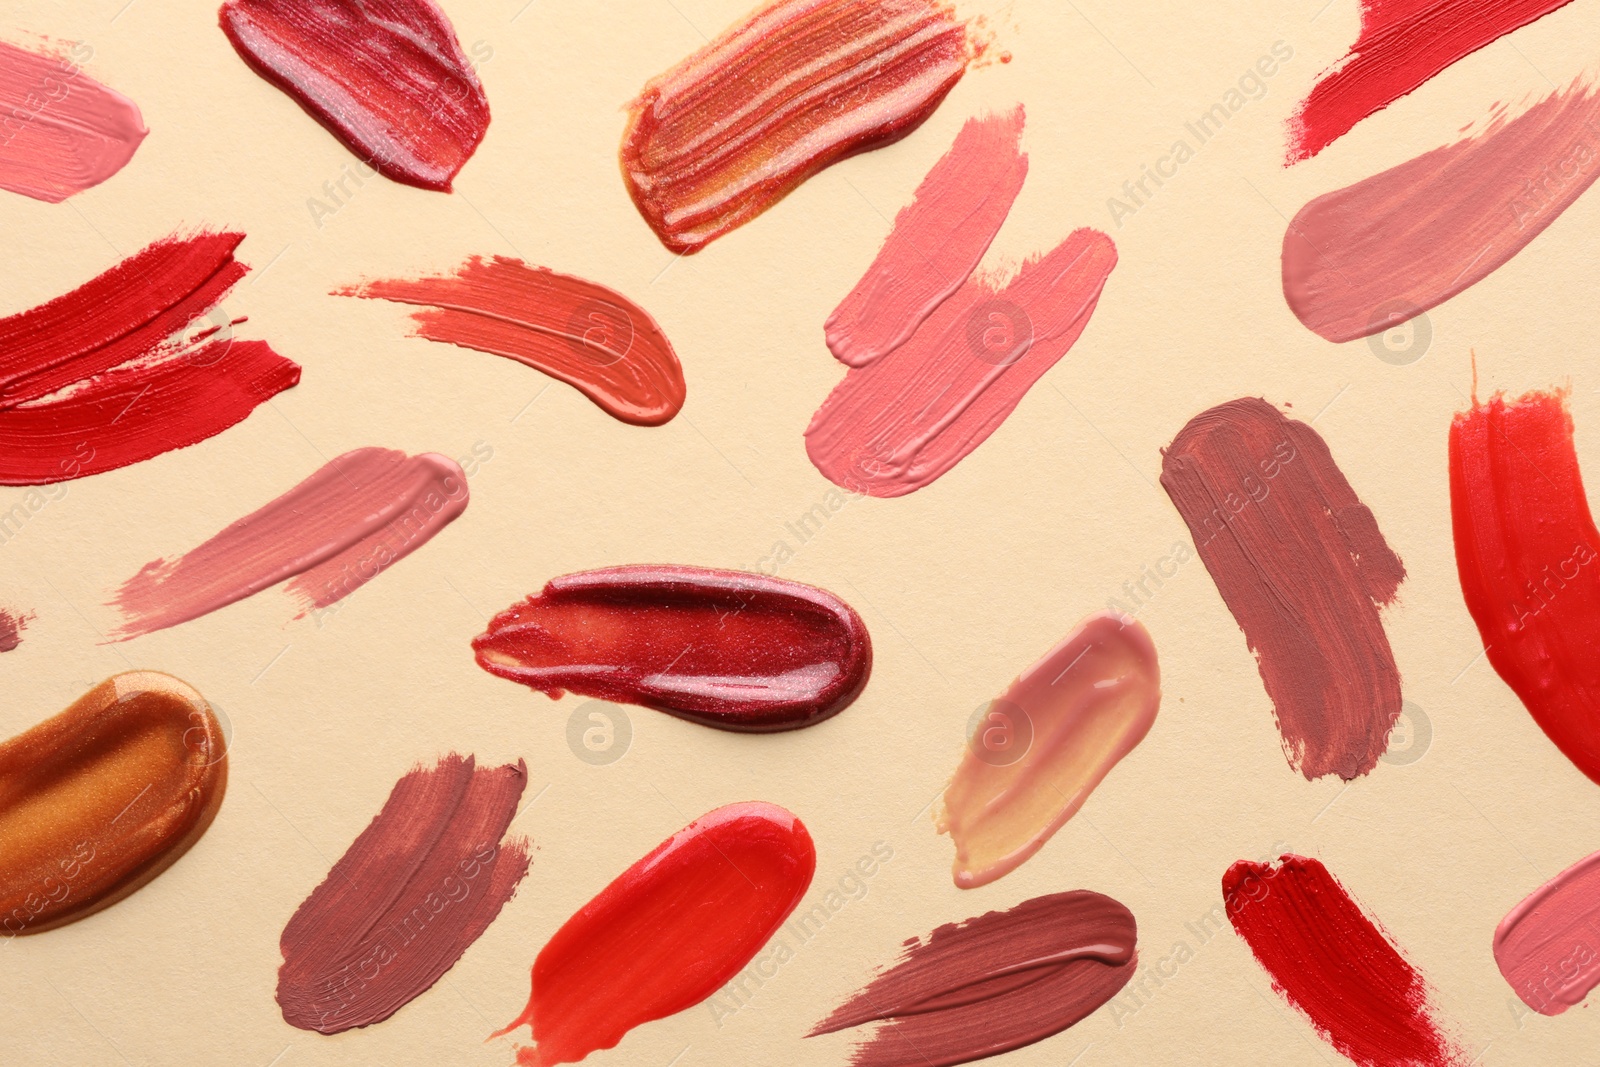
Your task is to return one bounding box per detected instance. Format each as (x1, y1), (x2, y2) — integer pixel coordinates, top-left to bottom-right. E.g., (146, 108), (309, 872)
(2, 0), (1598, 1063)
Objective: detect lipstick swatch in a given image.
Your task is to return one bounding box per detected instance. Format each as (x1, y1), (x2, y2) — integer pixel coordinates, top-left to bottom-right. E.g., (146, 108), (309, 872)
(1161, 398), (1406, 780)
(0, 671), (227, 936)
(0, 230), (300, 486)
(1224, 855), (1463, 1067)
(219, 0), (488, 191)
(1494, 848), (1600, 1015)
(826, 106), (1028, 368)
(494, 801), (814, 1066)
(621, 0), (975, 253)
(473, 566), (871, 732)
(0, 608), (28, 652)
(278, 754), (530, 1034)
(939, 612), (1160, 889)
(809, 890), (1136, 1067)
(0, 38), (146, 202)
(1287, 0), (1575, 162)
(1450, 387), (1600, 785)
(109, 448), (466, 640)
(807, 228), (1116, 497)
(337, 256), (684, 426)
(1284, 80), (1600, 342)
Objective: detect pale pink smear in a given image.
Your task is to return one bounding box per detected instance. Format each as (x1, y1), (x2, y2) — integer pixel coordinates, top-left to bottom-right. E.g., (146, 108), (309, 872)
(109, 448), (467, 639)
(0, 39), (145, 203)
(1283, 79), (1600, 342)
(825, 106), (1028, 368)
(806, 228), (1116, 497)
(1495, 849), (1600, 1015)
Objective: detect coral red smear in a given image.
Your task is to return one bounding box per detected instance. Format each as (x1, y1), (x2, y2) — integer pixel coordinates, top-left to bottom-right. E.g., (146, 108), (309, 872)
(0, 230), (299, 485)
(1224, 855), (1463, 1067)
(1287, 0), (1575, 162)
(1450, 387), (1600, 785)
(494, 801), (815, 1066)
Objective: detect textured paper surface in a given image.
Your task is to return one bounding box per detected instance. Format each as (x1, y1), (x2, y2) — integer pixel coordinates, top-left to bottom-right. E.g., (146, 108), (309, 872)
(1, 0), (1598, 1063)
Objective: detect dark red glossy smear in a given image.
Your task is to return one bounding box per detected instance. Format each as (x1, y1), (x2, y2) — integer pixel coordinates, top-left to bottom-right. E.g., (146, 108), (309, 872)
(0, 231), (299, 486)
(494, 802), (814, 1066)
(472, 565), (872, 732)
(1450, 388), (1600, 785)
(809, 890), (1136, 1067)
(1161, 398), (1406, 780)
(1224, 855), (1464, 1067)
(1288, 0), (1574, 163)
(219, 0), (488, 191)
(277, 754), (530, 1034)
(621, 0), (973, 253)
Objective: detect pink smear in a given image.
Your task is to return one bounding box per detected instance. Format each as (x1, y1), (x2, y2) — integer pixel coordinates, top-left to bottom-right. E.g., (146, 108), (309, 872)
(1283, 80), (1600, 342)
(806, 229), (1116, 497)
(1287, 0), (1575, 163)
(1495, 849), (1600, 1015)
(0, 608), (28, 651)
(110, 448), (466, 639)
(0, 39), (145, 202)
(825, 106), (1028, 368)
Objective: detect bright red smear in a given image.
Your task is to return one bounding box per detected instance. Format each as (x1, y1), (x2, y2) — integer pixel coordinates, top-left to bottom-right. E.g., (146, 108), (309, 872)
(1288, 0), (1575, 163)
(494, 802), (815, 1066)
(0, 231), (299, 486)
(1224, 855), (1464, 1067)
(219, 0), (489, 191)
(1450, 387), (1600, 785)
(473, 566), (872, 732)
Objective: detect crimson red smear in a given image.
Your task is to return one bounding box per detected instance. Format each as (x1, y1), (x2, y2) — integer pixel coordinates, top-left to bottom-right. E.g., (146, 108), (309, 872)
(1450, 387), (1600, 785)
(1224, 855), (1463, 1067)
(493, 802), (815, 1066)
(0, 231), (299, 485)
(1288, 0), (1575, 163)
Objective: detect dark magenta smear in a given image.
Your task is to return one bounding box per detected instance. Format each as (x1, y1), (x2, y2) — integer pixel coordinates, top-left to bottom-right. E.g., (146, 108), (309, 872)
(472, 565), (872, 732)
(809, 890), (1136, 1067)
(1224, 855), (1463, 1067)
(1450, 388), (1600, 786)
(1287, 0), (1575, 163)
(277, 754), (531, 1034)
(220, 0), (489, 191)
(0, 230), (300, 486)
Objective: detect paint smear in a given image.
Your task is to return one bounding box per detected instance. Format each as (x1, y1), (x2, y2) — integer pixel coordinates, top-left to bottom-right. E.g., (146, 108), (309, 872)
(621, 0), (977, 253)
(337, 256), (685, 426)
(109, 448), (466, 640)
(1284, 80), (1600, 342)
(1450, 386), (1600, 785)
(807, 228), (1116, 497)
(1161, 398), (1406, 780)
(0, 672), (226, 935)
(219, 0), (488, 191)
(938, 613), (1159, 889)
(1288, 0), (1575, 163)
(1495, 848), (1600, 1014)
(0, 608), (29, 651)
(473, 566), (871, 732)
(494, 801), (814, 1066)
(278, 754), (530, 1033)
(0, 38), (146, 202)
(1224, 855), (1464, 1067)
(826, 106), (1028, 368)
(0, 230), (300, 486)
(808, 890), (1136, 1067)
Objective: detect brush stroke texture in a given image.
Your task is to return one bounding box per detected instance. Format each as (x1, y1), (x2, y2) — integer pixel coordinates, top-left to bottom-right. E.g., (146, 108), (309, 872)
(826, 106), (1028, 368)
(1284, 80), (1600, 342)
(809, 890), (1136, 1067)
(807, 228), (1116, 497)
(1495, 848), (1600, 1015)
(1161, 398), (1406, 780)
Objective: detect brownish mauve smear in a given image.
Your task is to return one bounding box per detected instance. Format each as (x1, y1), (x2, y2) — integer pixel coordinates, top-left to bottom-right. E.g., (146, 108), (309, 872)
(277, 753), (531, 1034)
(0, 671), (227, 936)
(1160, 398), (1406, 780)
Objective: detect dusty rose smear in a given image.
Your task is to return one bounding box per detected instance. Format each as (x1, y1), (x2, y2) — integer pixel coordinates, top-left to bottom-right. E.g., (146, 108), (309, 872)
(1284, 80), (1600, 342)
(109, 447), (466, 639)
(0, 608), (28, 651)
